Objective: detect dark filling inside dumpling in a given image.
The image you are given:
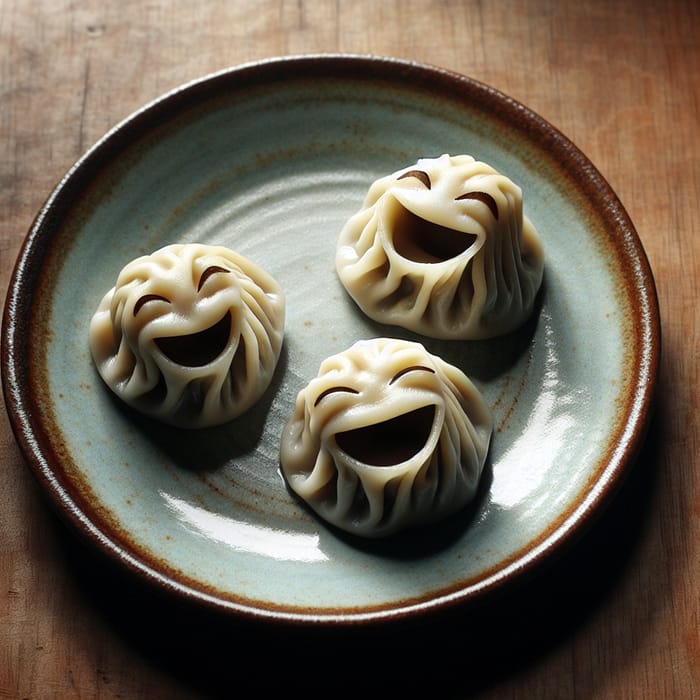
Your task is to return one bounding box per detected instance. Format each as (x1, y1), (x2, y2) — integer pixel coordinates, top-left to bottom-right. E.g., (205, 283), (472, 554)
(391, 206), (478, 264)
(335, 405), (436, 466)
(155, 311), (232, 367)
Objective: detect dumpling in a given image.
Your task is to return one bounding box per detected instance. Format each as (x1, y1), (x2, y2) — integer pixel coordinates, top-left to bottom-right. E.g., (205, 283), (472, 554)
(89, 243), (285, 428)
(280, 337), (492, 538)
(336, 154), (544, 339)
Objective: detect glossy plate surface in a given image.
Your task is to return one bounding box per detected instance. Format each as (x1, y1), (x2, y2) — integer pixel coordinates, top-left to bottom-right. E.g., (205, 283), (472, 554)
(2, 55), (659, 624)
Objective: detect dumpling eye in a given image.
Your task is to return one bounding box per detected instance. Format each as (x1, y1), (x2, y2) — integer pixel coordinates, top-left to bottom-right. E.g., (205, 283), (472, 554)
(314, 386), (360, 407)
(455, 191), (499, 220)
(133, 294), (170, 316)
(197, 265), (231, 292)
(389, 365), (436, 385)
(397, 169), (431, 189)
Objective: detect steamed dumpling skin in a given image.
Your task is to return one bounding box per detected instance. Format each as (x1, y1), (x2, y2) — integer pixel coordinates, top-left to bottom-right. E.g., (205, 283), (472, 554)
(280, 338), (492, 538)
(336, 154), (544, 339)
(89, 243), (285, 428)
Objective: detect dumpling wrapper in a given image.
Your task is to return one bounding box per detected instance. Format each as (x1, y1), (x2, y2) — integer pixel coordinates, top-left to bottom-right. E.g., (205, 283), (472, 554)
(280, 337), (492, 538)
(336, 154), (544, 340)
(89, 243), (285, 428)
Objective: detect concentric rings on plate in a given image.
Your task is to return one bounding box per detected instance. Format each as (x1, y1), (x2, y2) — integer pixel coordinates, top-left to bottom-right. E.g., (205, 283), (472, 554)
(1, 55), (659, 625)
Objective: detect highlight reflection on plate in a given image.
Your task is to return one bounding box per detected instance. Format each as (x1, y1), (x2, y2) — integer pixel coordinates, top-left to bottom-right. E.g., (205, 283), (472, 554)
(1, 55), (659, 624)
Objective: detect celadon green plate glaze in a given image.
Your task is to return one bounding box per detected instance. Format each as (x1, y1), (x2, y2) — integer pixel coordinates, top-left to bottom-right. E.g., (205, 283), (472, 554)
(2, 55), (659, 624)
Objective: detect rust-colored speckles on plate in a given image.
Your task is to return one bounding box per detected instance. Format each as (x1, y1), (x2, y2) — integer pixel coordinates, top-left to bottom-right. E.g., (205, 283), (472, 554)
(1, 55), (659, 625)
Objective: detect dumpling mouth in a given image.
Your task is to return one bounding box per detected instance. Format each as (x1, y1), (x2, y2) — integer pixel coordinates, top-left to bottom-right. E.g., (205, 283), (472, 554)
(334, 405), (436, 467)
(391, 205), (478, 264)
(155, 311), (232, 367)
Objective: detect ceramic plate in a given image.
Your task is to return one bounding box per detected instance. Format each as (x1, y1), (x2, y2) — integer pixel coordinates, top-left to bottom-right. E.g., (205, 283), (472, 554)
(2, 55), (659, 624)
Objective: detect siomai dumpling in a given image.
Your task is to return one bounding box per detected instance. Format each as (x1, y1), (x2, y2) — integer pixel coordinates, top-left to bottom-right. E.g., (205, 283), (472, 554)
(336, 154), (544, 340)
(279, 337), (492, 538)
(89, 243), (285, 428)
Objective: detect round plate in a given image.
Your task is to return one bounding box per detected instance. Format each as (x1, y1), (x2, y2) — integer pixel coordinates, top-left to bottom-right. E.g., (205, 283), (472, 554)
(2, 55), (659, 625)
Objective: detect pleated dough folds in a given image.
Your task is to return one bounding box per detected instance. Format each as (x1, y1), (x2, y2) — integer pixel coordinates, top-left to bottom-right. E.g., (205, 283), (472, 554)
(336, 154), (544, 339)
(280, 338), (492, 538)
(89, 243), (285, 428)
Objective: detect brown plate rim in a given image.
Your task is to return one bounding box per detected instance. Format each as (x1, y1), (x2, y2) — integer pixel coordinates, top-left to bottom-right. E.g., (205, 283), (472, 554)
(1, 54), (661, 626)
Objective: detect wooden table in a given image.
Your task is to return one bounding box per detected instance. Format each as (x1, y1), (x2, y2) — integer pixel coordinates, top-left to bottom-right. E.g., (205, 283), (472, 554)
(1, 1), (698, 697)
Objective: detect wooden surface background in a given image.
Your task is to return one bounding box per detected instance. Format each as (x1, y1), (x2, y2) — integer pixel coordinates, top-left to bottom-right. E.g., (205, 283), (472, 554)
(1, 1), (698, 697)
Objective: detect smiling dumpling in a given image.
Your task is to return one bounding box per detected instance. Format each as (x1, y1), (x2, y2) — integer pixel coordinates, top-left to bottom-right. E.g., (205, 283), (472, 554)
(336, 154), (544, 339)
(280, 338), (492, 538)
(89, 243), (285, 428)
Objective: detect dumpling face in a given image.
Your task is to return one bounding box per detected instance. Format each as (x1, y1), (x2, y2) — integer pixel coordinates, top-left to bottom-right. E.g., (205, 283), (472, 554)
(336, 154), (544, 339)
(280, 338), (492, 538)
(89, 243), (285, 428)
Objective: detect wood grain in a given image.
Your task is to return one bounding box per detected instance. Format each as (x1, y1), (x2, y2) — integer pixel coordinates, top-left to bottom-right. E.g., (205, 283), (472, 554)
(1, 0), (698, 697)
